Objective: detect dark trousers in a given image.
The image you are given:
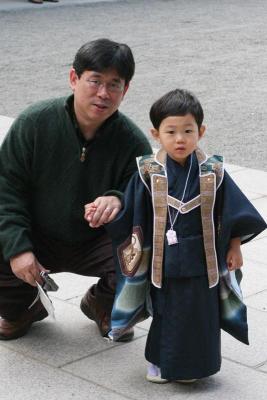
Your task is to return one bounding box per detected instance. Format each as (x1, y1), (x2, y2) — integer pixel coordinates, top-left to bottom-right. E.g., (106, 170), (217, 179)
(0, 231), (115, 320)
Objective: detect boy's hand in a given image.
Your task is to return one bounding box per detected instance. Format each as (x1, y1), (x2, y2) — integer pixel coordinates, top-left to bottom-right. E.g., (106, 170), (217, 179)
(226, 237), (243, 271)
(84, 196), (121, 228)
(84, 204), (97, 222)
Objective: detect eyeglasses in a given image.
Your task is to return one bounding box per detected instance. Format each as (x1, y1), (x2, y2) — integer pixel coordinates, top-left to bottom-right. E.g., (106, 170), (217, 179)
(86, 79), (124, 93)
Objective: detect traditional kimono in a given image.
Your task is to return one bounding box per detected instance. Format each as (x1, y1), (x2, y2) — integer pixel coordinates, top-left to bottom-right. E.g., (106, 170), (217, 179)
(106, 148), (266, 380)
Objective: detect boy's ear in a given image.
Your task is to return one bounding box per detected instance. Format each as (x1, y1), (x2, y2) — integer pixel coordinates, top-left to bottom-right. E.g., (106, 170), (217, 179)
(150, 128), (160, 142)
(198, 125), (206, 139)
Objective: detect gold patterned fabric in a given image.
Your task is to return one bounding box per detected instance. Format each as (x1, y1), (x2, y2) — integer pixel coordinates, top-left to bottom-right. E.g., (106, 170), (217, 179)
(137, 147), (224, 288)
(151, 175), (168, 287)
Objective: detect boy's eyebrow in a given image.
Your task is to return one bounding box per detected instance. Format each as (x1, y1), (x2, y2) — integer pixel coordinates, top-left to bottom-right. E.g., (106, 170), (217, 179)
(165, 123), (195, 128)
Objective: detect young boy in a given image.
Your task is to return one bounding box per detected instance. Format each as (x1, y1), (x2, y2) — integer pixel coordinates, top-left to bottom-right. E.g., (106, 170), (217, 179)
(85, 89), (266, 383)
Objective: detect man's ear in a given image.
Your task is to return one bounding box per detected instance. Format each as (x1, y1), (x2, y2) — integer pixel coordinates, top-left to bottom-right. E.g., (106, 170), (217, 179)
(121, 83), (129, 99)
(69, 68), (78, 91)
(150, 128), (160, 143)
(198, 125), (206, 140)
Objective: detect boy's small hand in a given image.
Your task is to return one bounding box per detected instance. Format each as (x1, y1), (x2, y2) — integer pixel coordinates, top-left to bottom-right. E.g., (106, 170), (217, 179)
(84, 196), (121, 228)
(84, 204), (97, 222)
(226, 237), (243, 271)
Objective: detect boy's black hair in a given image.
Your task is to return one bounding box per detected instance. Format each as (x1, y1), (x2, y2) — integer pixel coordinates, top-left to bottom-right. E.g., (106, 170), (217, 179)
(73, 38), (135, 85)
(150, 89), (204, 129)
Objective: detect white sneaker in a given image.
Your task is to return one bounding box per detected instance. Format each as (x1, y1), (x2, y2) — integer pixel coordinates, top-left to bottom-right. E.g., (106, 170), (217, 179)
(146, 363), (168, 383)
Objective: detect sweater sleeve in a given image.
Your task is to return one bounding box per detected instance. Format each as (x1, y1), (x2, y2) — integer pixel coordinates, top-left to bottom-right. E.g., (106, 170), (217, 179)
(0, 116), (35, 261)
(104, 138), (152, 200)
(118, 139), (152, 192)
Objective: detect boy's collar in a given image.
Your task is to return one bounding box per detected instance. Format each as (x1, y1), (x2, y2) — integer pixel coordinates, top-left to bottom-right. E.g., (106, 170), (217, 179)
(155, 147), (207, 167)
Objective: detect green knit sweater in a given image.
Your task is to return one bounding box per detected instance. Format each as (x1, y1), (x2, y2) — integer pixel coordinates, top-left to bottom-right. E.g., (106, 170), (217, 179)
(0, 96), (152, 260)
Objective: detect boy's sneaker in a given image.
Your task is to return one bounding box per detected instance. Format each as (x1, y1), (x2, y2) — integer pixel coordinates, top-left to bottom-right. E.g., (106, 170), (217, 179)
(146, 363), (168, 383)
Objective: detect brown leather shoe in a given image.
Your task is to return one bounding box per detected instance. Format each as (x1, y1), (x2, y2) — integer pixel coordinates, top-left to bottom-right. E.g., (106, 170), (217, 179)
(0, 300), (48, 340)
(80, 286), (134, 342)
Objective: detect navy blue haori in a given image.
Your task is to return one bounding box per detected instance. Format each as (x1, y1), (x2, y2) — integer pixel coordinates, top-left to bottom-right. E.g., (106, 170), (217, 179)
(106, 148), (266, 380)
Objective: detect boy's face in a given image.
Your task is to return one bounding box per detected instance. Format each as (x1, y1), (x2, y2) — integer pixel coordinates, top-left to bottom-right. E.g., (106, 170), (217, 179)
(151, 113), (205, 165)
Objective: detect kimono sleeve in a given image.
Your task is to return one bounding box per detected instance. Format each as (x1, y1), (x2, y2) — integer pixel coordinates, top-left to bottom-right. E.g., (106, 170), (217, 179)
(105, 172), (153, 341)
(216, 171), (266, 345)
(218, 171), (266, 247)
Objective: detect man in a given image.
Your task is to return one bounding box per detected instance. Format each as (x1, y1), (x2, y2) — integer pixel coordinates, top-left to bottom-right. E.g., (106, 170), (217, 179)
(0, 38), (152, 341)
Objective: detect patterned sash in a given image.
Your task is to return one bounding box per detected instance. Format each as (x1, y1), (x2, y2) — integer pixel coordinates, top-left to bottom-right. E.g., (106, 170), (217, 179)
(137, 147), (224, 288)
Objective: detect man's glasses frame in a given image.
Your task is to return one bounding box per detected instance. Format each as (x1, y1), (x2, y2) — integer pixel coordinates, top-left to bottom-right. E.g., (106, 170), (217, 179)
(86, 79), (124, 94)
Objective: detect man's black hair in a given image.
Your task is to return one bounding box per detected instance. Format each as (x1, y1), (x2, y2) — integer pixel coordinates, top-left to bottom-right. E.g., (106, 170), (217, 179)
(73, 38), (135, 85)
(150, 89), (204, 129)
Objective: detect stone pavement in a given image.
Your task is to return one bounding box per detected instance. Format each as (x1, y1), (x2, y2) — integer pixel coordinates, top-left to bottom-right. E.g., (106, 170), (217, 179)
(1, 0), (267, 171)
(0, 115), (266, 400)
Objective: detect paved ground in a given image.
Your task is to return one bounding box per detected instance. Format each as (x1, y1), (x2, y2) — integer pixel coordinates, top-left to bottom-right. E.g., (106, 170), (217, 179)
(0, 0), (267, 170)
(0, 1), (267, 399)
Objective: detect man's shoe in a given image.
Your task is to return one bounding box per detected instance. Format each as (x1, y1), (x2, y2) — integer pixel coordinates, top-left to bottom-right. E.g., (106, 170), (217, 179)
(80, 286), (134, 342)
(0, 300), (48, 340)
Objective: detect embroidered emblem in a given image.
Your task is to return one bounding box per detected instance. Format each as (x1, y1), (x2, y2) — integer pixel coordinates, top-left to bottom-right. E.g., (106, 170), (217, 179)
(139, 160), (162, 180)
(117, 227), (144, 277)
(200, 155), (224, 188)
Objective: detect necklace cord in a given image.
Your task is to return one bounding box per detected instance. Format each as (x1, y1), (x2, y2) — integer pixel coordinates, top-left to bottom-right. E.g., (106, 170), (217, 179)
(167, 153), (193, 229)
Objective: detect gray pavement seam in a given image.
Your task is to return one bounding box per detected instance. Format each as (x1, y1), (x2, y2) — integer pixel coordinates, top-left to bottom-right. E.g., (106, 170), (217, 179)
(244, 289), (266, 300)
(58, 331), (148, 368)
(222, 355), (267, 374)
(0, 341), (134, 400)
(254, 360), (267, 369)
(57, 368), (139, 400)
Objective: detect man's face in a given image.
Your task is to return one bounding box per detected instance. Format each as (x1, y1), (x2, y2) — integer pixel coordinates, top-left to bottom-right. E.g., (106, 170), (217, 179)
(70, 68), (128, 132)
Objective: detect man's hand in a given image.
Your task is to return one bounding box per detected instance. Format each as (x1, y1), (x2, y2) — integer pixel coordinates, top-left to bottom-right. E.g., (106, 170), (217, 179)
(84, 196), (122, 228)
(226, 237), (243, 271)
(10, 251), (49, 287)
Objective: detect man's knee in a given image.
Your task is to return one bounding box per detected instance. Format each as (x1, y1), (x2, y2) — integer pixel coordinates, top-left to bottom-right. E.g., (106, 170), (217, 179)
(0, 284), (38, 320)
